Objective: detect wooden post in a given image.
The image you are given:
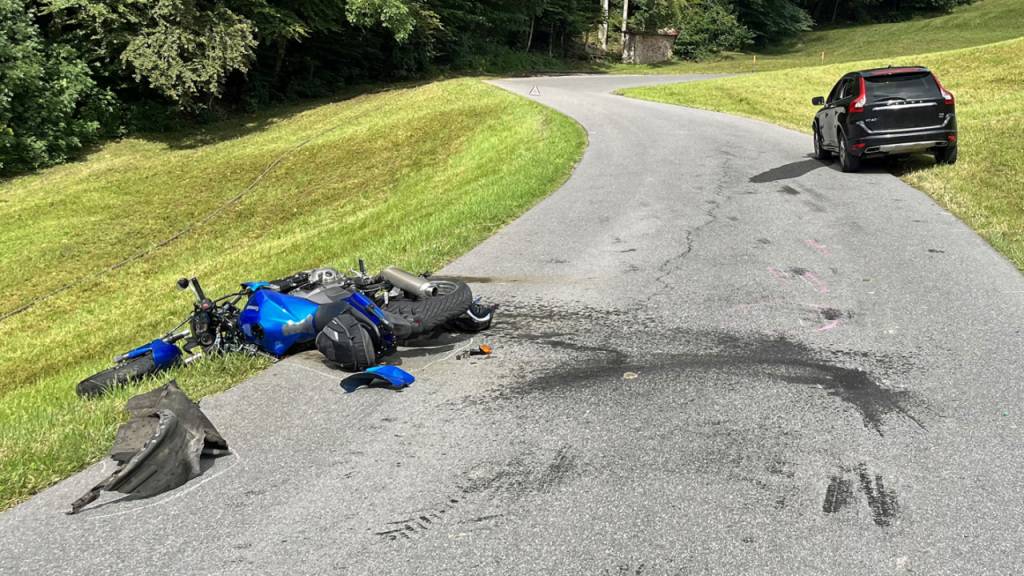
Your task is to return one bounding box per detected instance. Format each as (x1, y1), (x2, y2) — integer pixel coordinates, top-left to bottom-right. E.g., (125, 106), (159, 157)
(621, 0), (629, 47)
(600, 0), (609, 51)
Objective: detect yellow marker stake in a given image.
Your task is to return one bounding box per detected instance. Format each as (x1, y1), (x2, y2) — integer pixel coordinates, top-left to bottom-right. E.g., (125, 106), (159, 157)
(821, 51), (825, 65)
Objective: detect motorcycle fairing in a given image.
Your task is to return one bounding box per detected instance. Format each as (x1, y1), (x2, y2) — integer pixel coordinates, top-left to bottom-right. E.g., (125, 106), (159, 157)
(122, 338), (182, 369)
(68, 381), (228, 514)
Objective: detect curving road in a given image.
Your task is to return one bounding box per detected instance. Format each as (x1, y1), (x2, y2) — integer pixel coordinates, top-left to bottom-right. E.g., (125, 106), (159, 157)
(3, 75), (1024, 575)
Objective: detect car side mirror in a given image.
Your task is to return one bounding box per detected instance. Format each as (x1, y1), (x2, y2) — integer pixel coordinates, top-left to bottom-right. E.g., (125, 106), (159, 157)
(812, 96), (825, 106)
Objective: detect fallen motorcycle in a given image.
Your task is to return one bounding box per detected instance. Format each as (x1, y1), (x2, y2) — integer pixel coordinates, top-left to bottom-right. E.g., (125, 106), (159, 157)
(76, 263), (493, 398)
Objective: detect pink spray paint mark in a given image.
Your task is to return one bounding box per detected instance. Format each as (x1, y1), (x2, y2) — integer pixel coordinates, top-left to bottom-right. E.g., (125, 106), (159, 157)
(816, 319), (841, 332)
(805, 239), (831, 257)
(800, 271), (829, 294)
(767, 267), (789, 282)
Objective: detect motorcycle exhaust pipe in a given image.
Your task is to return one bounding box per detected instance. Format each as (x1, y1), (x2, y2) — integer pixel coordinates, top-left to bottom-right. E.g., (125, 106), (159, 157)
(381, 266), (437, 297)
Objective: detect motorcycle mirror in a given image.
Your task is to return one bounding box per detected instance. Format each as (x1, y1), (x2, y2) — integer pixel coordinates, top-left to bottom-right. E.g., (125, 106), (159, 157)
(177, 278), (190, 290)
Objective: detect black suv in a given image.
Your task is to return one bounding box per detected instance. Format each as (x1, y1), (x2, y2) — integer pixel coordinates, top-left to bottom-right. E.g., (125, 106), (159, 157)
(811, 66), (957, 172)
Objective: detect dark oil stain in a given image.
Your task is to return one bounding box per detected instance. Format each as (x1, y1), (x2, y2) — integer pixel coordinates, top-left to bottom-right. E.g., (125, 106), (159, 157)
(756, 238), (772, 245)
(822, 476), (853, 513)
(789, 267), (809, 276)
(780, 185), (801, 195)
(727, 215), (740, 222)
(857, 464), (899, 527)
(502, 326), (920, 435)
(927, 248), (945, 254)
(546, 258), (569, 264)
(619, 248), (638, 253)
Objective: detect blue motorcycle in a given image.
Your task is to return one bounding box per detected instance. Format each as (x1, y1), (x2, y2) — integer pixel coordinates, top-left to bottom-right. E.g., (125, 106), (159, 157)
(77, 265), (492, 397)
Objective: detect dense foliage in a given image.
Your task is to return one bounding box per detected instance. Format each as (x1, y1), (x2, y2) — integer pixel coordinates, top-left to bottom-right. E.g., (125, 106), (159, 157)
(800, 0), (975, 26)
(0, 0), (976, 175)
(673, 1), (754, 59)
(0, 0), (115, 173)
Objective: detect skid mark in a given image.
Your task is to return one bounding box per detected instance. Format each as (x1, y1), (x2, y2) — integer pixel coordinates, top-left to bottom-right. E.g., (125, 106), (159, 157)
(822, 464), (900, 527)
(822, 476), (853, 513)
(857, 464), (899, 527)
(375, 445), (577, 543)
(374, 496), (466, 542)
(374, 511), (446, 541)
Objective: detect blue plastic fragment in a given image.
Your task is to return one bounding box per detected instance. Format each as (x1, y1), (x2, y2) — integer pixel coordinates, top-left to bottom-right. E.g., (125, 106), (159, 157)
(365, 365), (415, 388)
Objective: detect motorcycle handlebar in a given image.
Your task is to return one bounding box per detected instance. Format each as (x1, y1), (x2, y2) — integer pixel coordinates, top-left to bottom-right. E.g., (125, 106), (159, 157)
(189, 277), (207, 303)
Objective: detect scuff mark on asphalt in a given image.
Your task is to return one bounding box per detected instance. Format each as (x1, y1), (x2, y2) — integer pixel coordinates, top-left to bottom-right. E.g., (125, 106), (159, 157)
(822, 464), (900, 527)
(822, 476), (853, 513)
(496, 315), (921, 435)
(857, 464), (899, 527)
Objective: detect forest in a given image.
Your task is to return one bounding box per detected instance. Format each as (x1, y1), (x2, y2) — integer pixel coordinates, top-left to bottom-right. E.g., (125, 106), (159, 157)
(1, 0), (973, 175)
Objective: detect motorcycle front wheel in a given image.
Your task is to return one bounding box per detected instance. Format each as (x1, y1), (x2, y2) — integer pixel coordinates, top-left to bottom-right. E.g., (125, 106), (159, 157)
(76, 355), (160, 398)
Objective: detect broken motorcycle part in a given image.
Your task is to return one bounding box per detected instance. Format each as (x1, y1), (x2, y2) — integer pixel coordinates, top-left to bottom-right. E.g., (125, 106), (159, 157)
(68, 381), (228, 515)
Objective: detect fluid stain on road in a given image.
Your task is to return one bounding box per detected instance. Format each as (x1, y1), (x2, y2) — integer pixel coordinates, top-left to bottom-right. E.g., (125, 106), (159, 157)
(499, 318), (922, 435)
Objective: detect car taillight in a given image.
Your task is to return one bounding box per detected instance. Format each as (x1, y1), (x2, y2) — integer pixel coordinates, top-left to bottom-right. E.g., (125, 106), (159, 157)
(933, 73), (954, 105)
(848, 77), (866, 113)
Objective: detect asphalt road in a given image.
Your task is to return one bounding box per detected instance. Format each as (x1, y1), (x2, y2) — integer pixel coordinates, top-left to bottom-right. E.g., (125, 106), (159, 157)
(3, 75), (1024, 575)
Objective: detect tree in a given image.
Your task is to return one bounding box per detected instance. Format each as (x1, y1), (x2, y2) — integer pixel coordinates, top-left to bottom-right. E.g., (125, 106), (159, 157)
(727, 0), (812, 45)
(673, 0), (753, 59)
(121, 1), (258, 107)
(0, 0), (114, 174)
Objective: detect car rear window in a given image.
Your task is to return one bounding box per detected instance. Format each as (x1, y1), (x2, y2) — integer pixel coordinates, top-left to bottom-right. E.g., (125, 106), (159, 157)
(865, 72), (941, 102)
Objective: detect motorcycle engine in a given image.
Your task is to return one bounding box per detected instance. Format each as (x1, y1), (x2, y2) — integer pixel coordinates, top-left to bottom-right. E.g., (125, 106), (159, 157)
(306, 268), (342, 285)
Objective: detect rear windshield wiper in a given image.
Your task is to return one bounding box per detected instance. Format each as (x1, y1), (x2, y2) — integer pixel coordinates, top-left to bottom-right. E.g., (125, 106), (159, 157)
(871, 95), (909, 103)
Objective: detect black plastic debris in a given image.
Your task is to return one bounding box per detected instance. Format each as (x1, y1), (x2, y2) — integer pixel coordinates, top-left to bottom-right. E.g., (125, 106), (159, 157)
(68, 380), (228, 514)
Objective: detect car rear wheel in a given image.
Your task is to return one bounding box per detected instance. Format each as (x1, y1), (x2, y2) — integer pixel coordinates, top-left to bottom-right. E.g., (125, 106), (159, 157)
(934, 145), (958, 165)
(839, 135), (861, 173)
(813, 124), (831, 161)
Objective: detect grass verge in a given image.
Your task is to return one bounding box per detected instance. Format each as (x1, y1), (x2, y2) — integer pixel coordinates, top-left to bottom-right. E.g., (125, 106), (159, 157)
(621, 37), (1024, 268)
(0, 78), (586, 510)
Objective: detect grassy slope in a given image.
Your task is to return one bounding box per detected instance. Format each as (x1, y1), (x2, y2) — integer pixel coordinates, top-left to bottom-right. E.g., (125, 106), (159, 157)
(0, 78), (586, 509)
(623, 38), (1024, 268)
(605, 0), (1024, 74)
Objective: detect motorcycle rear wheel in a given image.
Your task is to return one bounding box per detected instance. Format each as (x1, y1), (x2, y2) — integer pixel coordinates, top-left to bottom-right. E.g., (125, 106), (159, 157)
(384, 278), (473, 337)
(77, 355), (160, 398)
